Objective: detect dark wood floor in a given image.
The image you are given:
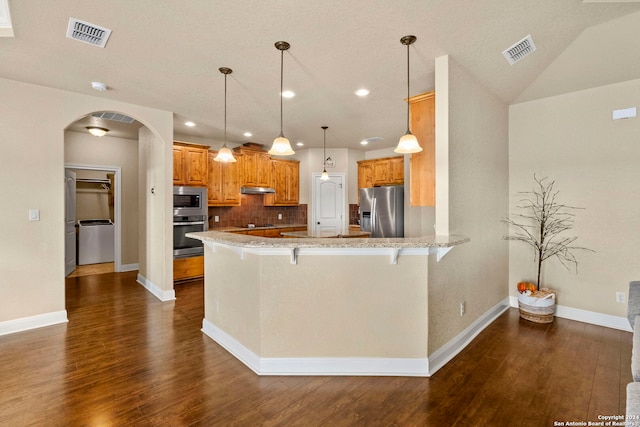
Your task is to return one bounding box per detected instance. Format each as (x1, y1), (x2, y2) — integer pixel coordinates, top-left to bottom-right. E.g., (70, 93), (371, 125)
(0, 271), (632, 426)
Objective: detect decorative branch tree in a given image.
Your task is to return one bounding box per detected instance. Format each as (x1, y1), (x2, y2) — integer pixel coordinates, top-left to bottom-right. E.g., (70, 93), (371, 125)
(504, 175), (593, 291)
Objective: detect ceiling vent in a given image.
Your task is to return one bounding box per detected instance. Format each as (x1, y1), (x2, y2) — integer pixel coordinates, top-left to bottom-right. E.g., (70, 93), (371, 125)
(66, 18), (112, 48)
(91, 112), (136, 124)
(502, 35), (536, 65)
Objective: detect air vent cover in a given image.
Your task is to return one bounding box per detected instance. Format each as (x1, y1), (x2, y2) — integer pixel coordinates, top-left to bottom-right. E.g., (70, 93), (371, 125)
(91, 112), (135, 124)
(66, 18), (112, 48)
(502, 35), (536, 65)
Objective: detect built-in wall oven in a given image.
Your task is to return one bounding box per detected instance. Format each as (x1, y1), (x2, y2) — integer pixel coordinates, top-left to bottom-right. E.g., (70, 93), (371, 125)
(173, 186), (208, 258)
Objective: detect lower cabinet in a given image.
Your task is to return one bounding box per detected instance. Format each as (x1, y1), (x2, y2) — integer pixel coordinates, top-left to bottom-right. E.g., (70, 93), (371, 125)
(174, 256), (204, 282)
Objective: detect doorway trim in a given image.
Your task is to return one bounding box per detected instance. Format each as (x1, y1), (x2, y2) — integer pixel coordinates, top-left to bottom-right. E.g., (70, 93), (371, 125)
(311, 172), (347, 233)
(65, 163), (123, 272)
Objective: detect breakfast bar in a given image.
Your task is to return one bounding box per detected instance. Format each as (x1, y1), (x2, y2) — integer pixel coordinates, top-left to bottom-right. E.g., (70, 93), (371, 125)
(187, 230), (469, 377)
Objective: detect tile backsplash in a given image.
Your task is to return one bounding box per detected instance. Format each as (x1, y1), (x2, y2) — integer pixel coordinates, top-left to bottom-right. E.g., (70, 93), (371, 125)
(208, 195), (307, 228)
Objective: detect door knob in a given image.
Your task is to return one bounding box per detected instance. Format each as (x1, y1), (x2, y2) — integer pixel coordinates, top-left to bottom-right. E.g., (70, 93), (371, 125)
(317, 222), (320, 225)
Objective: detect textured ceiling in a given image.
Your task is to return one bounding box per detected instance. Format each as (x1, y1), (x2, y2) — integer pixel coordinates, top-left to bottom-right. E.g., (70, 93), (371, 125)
(2, 0), (640, 149)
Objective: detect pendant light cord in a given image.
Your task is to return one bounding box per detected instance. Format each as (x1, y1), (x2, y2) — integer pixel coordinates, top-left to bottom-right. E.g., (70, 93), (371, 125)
(224, 73), (227, 144)
(406, 41), (411, 134)
(279, 48), (284, 137)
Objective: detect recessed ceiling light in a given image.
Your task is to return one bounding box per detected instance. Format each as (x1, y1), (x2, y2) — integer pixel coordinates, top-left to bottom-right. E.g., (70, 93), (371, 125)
(281, 90), (295, 98)
(243, 132), (252, 137)
(360, 139), (369, 145)
(91, 81), (107, 92)
(355, 89), (370, 97)
(184, 121), (196, 127)
(296, 142), (304, 147)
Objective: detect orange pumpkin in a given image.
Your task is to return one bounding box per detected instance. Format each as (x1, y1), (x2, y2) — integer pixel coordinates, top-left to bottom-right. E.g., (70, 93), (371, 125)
(517, 282), (537, 293)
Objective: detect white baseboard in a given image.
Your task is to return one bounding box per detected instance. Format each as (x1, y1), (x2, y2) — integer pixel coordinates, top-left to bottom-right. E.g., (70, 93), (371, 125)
(201, 319), (430, 377)
(119, 263), (139, 272)
(428, 298), (510, 376)
(136, 274), (175, 302)
(508, 296), (631, 332)
(0, 310), (68, 336)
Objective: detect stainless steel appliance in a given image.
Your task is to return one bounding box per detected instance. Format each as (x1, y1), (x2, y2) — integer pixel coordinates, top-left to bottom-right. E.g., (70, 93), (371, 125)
(173, 186), (208, 258)
(359, 185), (404, 238)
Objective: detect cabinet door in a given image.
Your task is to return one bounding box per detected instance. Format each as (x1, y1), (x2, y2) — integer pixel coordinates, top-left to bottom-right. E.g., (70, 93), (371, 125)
(207, 152), (224, 205)
(242, 151), (259, 186)
(184, 147), (208, 186)
(357, 160), (374, 204)
(390, 156), (404, 184)
(373, 159), (390, 185)
(173, 146), (185, 185)
(265, 159), (299, 206)
(221, 156), (242, 205)
(409, 91), (435, 206)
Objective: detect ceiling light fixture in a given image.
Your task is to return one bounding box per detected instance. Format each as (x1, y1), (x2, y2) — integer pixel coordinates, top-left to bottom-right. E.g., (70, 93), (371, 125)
(91, 81), (107, 92)
(269, 41), (295, 156)
(214, 67), (237, 163)
(86, 126), (108, 137)
(243, 132), (252, 137)
(394, 35), (423, 154)
(355, 89), (370, 97)
(296, 142), (304, 147)
(281, 90), (295, 98)
(321, 126), (329, 181)
(184, 121), (196, 127)
(360, 139), (369, 145)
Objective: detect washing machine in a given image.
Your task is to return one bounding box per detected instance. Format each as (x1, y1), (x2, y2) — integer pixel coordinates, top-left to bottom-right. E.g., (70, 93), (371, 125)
(77, 219), (114, 265)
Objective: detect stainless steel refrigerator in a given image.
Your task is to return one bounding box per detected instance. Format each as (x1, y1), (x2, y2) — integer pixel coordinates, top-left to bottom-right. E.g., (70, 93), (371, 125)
(359, 185), (404, 237)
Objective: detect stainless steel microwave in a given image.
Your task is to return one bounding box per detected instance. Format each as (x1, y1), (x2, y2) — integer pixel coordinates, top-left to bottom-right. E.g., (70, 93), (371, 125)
(173, 186), (207, 217)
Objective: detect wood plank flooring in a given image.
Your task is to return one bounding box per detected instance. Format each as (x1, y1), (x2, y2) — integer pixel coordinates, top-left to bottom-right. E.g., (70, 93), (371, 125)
(0, 271), (632, 426)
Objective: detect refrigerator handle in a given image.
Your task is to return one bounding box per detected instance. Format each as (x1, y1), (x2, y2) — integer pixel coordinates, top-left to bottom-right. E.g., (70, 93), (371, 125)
(371, 197), (377, 233)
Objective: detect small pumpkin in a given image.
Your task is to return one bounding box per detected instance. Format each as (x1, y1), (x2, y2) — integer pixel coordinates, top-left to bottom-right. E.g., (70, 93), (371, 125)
(517, 282), (537, 293)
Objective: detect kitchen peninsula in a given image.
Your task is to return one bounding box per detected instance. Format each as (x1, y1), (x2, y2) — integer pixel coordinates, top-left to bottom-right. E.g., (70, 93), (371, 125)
(188, 230), (468, 377)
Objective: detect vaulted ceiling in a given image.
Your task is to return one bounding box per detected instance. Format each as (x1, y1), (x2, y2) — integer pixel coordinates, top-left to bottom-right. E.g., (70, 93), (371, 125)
(2, 0), (640, 149)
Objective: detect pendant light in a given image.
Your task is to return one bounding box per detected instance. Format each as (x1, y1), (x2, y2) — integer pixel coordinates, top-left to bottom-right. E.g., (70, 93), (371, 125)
(394, 35), (423, 154)
(269, 41), (295, 156)
(214, 67), (237, 163)
(320, 126), (329, 180)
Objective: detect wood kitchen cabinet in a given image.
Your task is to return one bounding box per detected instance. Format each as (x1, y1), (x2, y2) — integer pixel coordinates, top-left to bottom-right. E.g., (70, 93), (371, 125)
(357, 156), (404, 202)
(173, 142), (209, 187)
(207, 151), (242, 206)
(174, 255), (204, 282)
(264, 158), (300, 206)
(235, 143), (272, 188)
(408, 91), (435, 206)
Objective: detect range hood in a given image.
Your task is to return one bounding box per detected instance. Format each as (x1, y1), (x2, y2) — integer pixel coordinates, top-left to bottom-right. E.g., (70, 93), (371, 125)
(241, 186), (276, 194)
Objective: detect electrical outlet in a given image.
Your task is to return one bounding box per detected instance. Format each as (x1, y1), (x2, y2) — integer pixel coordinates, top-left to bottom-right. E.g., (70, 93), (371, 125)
(460, 301), (465, 316)
(214, 215), (219, 223)
(278, 213), (283, 220)
(616, 292), (626, 304)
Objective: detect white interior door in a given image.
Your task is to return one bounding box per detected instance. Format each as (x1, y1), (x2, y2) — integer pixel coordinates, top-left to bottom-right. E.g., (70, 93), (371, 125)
(64, 169), (76, 276)
(312, 174), (345, 233)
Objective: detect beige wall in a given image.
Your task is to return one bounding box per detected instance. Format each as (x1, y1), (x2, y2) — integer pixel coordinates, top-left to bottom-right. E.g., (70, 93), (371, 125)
(0, 77), (173, 324)
(428, 55), (510, 353)
(509, 79), (640, 316)
(65, 131), (139, 265)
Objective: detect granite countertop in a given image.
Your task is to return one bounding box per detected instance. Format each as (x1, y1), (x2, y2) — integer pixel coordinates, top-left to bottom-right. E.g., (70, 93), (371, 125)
(188, 229), (469, 249)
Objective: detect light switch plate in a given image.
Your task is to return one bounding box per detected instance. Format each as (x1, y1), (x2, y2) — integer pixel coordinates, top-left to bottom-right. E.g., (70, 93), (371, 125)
(29, 209), (40, 221)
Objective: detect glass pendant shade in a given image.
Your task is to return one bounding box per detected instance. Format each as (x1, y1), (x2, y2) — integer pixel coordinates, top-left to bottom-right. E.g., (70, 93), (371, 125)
(214, 144), (237, 163)
(395, 131), (422, 154)
(320, 169), (329, 180)
(394, 35), (422, 154)
(269, 134), (295, 155)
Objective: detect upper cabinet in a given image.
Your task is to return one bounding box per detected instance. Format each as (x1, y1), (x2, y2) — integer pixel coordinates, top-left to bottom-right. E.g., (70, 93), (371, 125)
(235, 143), (272, 188)
(207, 151), (243, 206)
(357, 156), (404, 203)
(409, 91), (435, 206)
(173, 142), (209, 187)
(264, 158), (300, 206)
